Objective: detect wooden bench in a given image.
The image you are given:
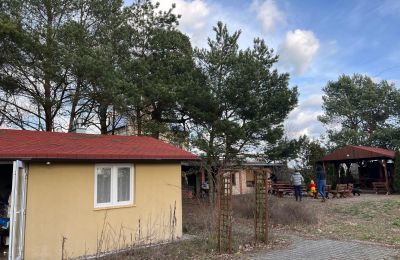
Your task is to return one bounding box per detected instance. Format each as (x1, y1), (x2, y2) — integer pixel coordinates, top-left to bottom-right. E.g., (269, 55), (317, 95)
(346, 183), (354, 197)
(372, 182), (388, 194)
(272, 183), (293, 197)
(331, 184), (351, 198)
(272, 183), (307, 197)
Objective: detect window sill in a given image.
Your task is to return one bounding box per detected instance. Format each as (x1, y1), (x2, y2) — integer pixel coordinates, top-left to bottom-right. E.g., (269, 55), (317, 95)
(93, 203), (136, 211)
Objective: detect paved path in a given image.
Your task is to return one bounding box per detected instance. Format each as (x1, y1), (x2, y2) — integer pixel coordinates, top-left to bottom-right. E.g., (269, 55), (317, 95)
(250, 235), (400, 260)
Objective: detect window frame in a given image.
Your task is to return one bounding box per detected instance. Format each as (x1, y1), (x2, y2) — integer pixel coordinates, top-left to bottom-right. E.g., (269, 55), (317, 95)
(94, 164), (134, 209)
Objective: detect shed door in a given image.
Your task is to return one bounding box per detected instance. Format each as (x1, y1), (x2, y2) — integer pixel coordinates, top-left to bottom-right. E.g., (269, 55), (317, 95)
(9, 161), (27, 260)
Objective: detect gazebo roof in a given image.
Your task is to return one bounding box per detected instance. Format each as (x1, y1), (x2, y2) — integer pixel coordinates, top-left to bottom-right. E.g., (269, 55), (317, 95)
(320, 145), (395, 163)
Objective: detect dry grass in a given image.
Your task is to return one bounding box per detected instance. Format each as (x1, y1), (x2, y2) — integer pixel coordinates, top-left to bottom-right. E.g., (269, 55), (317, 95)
(269, 197), (317, 226)
(183, 198), (217, 237)
(98, 199), (219, 260)
(183, 198), (255, 253)
(233, 194), (317, 226)
(232, 194), (255, 219)
(100, 238), (218, 260)
(103, 194), (400, 259)
(296, 194), (400, 245)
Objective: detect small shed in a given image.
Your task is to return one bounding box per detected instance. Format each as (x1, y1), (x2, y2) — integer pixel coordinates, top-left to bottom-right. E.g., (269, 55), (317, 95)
(0, 129), (197, 259)
(230, 162), (283, 195)
(319, 145), (395, 192)
(182, 161), (283, 197)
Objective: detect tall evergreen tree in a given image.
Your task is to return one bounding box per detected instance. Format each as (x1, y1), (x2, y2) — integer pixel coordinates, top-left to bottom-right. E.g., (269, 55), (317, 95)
(0, 0), (78, 131)
(319, 74), (400, 149)
(188, 22), (298, 198)
(120, 0), (200, 142)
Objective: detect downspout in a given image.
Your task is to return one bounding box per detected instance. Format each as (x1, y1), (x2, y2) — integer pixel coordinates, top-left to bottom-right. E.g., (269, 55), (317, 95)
(8, 161), (28, 260)
(8, 161), (18, 260)
(19, 164), (28, 259)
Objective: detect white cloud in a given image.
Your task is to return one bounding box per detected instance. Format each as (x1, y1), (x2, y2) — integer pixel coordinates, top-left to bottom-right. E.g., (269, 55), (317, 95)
(279, 29), (320, 75)
(284, 95), (325, 138)
(154, 0), (211, 46)
(153, 0), (283, 49)
(251, 0), (285, 34)
(301, 94), (323, 108)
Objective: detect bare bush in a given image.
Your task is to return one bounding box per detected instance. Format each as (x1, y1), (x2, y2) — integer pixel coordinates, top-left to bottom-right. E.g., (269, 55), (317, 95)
(182, 199), (217, 237)
(269, 197), (317, 225)
(232, 194), (316, 225)
(232, 194), (255, 219)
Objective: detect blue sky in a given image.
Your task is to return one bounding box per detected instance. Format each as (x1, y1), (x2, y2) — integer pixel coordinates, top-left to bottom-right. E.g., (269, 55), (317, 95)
(135, 0), (400, 139)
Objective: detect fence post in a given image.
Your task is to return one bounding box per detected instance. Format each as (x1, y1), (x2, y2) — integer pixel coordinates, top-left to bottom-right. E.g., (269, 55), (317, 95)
(254, 169), (269, 243)
(217, 169), (233, 253)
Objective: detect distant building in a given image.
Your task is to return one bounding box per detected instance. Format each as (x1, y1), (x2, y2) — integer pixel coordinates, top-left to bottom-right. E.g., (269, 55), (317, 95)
(182, 161), (284, 197)
(230, 162), (283, 195)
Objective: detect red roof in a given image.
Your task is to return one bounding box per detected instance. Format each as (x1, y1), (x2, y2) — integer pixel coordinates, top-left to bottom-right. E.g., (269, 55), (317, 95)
(0, 129), (198, 161)
(320, 145), (395, 162)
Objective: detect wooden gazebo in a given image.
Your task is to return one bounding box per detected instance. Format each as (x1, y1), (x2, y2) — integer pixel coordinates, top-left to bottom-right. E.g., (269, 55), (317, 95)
(319, 145), (395, 193)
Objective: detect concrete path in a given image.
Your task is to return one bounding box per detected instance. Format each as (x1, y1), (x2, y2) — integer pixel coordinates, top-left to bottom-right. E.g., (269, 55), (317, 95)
(250, 235), (400, 260)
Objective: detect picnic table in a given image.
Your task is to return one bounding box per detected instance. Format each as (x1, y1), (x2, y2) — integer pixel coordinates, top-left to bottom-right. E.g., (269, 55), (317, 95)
(272, 182), (292, 197)
(272, 182), (306, 197)
(372, 182), (388, 194)
(330, 184), (352, 198)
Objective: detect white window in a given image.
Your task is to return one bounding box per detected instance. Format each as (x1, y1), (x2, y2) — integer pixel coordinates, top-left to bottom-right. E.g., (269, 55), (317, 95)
(94, 164), (133, 208)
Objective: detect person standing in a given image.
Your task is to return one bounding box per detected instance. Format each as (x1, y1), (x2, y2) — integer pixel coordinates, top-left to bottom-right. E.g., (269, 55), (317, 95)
(291, 170), (304, 201)
(316, 164), (326, 202)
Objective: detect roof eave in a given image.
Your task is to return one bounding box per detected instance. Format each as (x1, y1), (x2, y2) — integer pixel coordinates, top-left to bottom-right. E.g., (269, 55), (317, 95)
(319, 156), (394, 163)
(0, 157), (200, 163)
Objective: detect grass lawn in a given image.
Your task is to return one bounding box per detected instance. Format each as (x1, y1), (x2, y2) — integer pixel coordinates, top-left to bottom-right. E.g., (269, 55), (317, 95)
(294, 194), (400, 246)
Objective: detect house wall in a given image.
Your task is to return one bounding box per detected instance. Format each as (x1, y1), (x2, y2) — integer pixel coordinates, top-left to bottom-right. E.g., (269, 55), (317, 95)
(231, 171), (241, 195)
(232, 170), (255, 195)
(232, 168), (272, 195)
(24, 162), (182, 260)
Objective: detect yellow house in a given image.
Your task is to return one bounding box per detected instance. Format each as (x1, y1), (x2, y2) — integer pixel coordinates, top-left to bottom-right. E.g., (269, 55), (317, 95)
(0, 129), (197, 260)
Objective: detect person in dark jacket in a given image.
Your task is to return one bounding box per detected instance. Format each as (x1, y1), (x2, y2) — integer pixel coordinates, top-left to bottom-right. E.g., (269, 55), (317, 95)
(316, 164), (326, 202)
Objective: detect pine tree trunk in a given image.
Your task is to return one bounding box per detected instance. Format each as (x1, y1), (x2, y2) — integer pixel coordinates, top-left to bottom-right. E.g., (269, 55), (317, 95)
(99, 103), (108, 134)
(68, 81), (82, 132)
(44, 79), (53, 132)
(136, 106), (142, 135)
(44, 3), (54, 132)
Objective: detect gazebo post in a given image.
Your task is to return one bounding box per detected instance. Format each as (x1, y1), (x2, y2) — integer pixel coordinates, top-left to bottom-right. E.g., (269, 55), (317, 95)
(382, 159), (390, 195)
(322, 162), (328, 174)
(345, 162), (351, 177)
(334, 162), (340, 183)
